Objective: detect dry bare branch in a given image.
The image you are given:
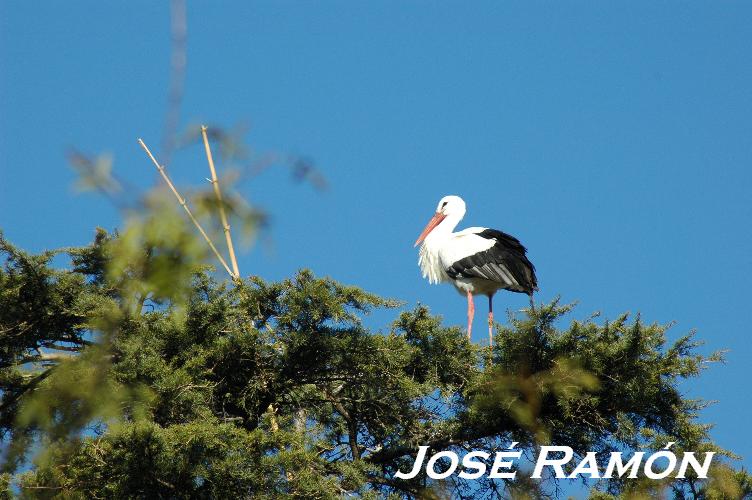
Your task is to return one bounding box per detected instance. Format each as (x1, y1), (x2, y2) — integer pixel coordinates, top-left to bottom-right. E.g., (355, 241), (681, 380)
(201, 125), (240, 279)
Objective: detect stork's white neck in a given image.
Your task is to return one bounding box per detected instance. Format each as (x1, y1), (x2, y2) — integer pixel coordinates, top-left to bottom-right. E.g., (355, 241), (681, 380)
(418, 212), (463, 284)
(424, 212), (463, 243)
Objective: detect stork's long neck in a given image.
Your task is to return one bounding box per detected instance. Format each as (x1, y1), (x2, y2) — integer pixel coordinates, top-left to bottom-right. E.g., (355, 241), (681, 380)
(425, 212), (462, 243)
(418, 212), (463, 284)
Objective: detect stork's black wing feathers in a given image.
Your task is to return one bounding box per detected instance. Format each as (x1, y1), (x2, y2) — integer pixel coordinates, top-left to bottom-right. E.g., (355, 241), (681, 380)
(445, 229), (538, 295)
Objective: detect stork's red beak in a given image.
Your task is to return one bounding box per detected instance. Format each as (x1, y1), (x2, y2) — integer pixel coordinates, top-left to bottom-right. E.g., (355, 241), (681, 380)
(414, 212), (446, 247)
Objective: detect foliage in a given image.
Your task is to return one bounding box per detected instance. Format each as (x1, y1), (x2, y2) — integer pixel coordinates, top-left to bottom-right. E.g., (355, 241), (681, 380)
(0, 225), (749, 498)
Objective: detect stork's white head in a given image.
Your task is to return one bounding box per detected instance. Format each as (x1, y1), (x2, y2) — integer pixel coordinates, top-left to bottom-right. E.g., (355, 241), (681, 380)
(414, 195), (467, 247)
(435, 195), (466, 218)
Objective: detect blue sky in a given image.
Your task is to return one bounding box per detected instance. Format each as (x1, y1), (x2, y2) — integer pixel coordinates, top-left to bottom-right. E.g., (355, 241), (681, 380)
(2, 0), (751, 479)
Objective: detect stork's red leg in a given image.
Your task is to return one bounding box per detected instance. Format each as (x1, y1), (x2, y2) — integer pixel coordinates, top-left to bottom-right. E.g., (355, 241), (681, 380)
(488, 294), (494, 348)
(466, 291), (474, 340)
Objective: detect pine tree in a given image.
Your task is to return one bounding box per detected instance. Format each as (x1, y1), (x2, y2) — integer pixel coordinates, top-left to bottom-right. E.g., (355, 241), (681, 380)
(0, 207), (750, 498)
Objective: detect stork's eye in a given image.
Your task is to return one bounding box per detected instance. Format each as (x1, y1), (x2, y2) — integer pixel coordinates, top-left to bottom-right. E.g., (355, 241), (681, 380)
(441, 201), (448, 209)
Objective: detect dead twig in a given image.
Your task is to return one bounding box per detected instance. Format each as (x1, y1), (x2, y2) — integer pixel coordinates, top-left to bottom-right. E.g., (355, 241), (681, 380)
(201, 125), (240, 279)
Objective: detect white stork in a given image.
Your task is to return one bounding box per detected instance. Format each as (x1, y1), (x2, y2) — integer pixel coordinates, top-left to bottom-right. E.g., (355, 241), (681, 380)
(414, 195), (538, 345)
